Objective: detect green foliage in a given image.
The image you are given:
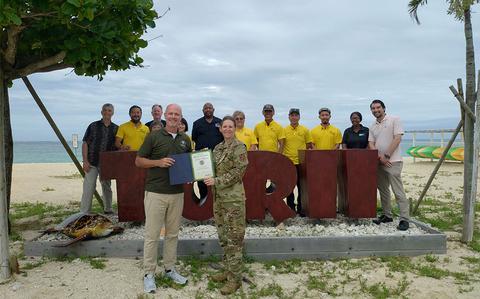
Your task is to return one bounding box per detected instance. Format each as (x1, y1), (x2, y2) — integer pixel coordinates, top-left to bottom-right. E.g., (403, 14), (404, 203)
(409, 0), (480, 23)
(1, 0), (158, 80)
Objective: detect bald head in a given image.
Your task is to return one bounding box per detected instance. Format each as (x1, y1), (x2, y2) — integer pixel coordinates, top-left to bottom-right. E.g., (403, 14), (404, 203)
(164, 104), (182, 132)
(203, 102), (214, 118)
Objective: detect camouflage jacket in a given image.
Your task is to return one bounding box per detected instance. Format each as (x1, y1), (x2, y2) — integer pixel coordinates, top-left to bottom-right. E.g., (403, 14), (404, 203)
(213, 138), (248, 202)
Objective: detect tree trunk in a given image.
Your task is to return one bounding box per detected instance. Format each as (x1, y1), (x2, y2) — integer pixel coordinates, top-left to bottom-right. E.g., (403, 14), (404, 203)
(3, 80), (12, 234)
(0, 63), (11, 281)
(462, 8), (476, 243)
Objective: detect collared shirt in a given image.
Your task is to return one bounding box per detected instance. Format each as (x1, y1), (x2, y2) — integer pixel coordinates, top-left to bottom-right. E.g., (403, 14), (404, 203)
(254, 120), (286, 152)
(82, 119), (118, 167)
(192, 116), (223, 151)
(235, 127), (258, 150)
(145, 119), (166, 129)
(116, 121), (150, 151)
(137, 128), (192, 194)
(369, 115), (404, 162)
(342, 125), (369, 149)
(310, 124), (342, 150)
(283, 124), (313, 164)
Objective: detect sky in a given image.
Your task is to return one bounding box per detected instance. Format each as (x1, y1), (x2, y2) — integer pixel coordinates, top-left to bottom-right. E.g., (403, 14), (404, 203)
(8, 0), (480, 141)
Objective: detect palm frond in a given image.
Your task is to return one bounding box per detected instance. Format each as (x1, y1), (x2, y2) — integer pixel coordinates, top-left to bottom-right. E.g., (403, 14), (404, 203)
(408, 0), (429, 24)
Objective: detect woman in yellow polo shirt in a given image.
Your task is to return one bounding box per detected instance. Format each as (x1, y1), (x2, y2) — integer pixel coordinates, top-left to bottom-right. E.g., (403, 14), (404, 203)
(233, 110), (257, 150)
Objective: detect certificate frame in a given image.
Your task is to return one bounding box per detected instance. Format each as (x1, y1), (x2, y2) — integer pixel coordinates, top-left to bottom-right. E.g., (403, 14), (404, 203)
(190, 149), (215, 181)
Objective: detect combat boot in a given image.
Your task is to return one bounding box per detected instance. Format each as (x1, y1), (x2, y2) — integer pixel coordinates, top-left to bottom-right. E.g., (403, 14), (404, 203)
(210, 271), (228, 282)
(220, 280), (241, 295)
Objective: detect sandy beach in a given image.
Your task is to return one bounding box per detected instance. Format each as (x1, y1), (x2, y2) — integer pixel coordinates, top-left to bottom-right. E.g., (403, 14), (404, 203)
(2, 157), (480, 298)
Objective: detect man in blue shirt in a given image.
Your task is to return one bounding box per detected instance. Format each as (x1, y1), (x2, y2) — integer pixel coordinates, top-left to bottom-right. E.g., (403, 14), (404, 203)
(192, 103), (223, 201)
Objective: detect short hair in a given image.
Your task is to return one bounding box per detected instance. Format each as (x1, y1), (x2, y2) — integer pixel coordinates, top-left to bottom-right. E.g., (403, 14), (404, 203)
(180, 118), (189, 132)
(102, 103), (114, 110)
(129, 105), (142, 114)
(151, 104), (163, 111)
(370, 99), (386, 109)
(149, 120), (163, 130)
(220, 115), (236, 127)
(350, 111), (363, 121)
(232, 110), (245, 119)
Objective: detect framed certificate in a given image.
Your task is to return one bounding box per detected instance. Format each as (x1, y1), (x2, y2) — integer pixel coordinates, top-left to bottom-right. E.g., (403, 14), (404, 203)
(168, 150), (215, 184)
(190, 150), (215, 181)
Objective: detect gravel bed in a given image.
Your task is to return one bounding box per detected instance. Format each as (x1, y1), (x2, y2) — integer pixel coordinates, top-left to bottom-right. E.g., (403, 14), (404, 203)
(36, 214), (429, 242)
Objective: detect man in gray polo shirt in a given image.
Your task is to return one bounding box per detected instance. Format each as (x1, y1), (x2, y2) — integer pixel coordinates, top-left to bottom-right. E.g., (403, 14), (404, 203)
(135, 104), (192, 294)
(368, 99), (409, 231)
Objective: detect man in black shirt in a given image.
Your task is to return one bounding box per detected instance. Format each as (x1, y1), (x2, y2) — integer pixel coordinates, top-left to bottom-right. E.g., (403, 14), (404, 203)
(192, 102), (223, 200)
(342, 111), (369, 149)
(80, 103), (118, 214)
(145, 104), (167, 129)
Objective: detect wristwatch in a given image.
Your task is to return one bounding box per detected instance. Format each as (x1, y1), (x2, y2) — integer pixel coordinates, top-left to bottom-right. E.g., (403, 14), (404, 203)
(384, 153), (391, 159)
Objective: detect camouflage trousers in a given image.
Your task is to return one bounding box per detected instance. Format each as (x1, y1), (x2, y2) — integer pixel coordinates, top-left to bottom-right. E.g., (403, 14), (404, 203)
(213, 198), (246, 283)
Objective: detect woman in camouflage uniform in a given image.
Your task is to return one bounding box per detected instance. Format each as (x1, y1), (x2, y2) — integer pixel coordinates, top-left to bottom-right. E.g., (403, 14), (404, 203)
(204, 115), (249, 295)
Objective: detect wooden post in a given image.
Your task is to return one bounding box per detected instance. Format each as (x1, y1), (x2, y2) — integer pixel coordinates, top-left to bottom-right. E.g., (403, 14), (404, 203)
(0, 67), (11, 281)
(413, 120), (464, 215)
(450, 86), (476, 122)
(21, 77), (104, 209)
(465, 70), (480, 242)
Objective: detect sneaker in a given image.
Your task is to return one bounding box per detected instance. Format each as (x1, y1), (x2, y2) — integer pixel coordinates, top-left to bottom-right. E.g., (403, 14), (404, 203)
(373, 215), (393, 225)
(103, 210), (114, 215)
(165, 269), (188, 285)
(144, 274), (156, 293)
(397, 220), (409, 231)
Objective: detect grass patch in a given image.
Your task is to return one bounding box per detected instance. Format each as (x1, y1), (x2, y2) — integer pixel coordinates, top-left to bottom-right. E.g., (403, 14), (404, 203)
(263, 259), (303, 274)
(180, 255), (220, 283)
(249, 282), (287, 299)
(10, 202), (73, 223)
(306, 274), (338, 296)
(80, 256), (107, 269)
(22, 258), (47, 270)
(416, 265), (450, 279)
(359, 275), (409, 299)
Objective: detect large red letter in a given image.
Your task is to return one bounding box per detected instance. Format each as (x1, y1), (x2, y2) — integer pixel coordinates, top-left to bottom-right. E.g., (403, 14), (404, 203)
(243, 151), (296, 223)
(100, 151), (146, 222)
(299, 150), (337, 218)
(338, 149), (378, 218)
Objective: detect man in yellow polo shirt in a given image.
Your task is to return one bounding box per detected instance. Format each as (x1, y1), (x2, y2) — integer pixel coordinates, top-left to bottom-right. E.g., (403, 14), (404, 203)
(115, 105), (150, 151)
(233, 110), (257, 150)
(310, 107), (342, 150)
(283, 108), (313, 216)
(254, 104), (285, 153)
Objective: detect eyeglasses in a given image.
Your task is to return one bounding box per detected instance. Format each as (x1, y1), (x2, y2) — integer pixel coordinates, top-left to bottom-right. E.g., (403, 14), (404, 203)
(235, 117), (244, 120)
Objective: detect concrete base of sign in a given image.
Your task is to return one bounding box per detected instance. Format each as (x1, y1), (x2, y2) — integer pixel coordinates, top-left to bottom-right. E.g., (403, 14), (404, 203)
(24, 219), (446, 260)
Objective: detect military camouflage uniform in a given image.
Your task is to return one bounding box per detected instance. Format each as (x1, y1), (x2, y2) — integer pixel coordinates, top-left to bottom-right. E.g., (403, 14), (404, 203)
(213, 138), (248, 283)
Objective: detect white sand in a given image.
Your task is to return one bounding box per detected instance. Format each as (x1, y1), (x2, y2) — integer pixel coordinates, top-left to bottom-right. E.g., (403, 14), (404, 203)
(3, 157), (480, 298)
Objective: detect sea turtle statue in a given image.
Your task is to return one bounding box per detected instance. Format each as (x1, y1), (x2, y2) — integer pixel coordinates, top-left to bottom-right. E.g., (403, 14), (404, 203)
(44, 212), (124, 247)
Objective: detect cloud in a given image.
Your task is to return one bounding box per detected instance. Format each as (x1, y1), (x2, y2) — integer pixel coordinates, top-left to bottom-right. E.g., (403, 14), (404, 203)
(8, 0), (478, 141)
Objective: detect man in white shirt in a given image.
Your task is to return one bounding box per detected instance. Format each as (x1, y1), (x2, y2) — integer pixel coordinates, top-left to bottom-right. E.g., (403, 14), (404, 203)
(368, 99), (409, 231)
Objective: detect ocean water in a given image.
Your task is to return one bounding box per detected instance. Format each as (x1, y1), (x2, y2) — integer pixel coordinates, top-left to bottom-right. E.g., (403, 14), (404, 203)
(14, 141), (82, 163)
(12, 138), (465, 163)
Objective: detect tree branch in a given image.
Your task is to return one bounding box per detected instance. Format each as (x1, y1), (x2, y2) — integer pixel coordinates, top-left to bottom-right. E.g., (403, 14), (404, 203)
(12, 51), (67, 78)
(3, 26), (25, 66)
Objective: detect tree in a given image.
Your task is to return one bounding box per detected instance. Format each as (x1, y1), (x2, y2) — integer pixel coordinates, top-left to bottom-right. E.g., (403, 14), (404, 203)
(0, 0), (157, 280)
(409, 0), (479, 242)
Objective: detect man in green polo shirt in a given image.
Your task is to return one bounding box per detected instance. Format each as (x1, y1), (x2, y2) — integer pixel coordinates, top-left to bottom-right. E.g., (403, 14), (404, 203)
(135, 103), (192, 294)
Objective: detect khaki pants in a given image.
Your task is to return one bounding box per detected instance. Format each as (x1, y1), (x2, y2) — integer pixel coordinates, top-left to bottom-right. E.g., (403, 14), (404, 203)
(80, 166), (112, 213)
(143, 191), (184, 275)
(377, 162), (409, 220)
